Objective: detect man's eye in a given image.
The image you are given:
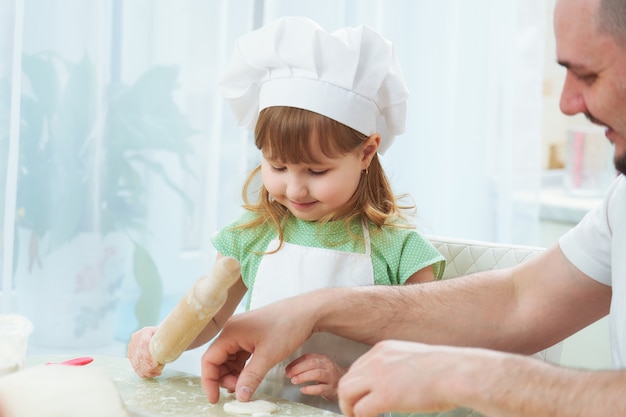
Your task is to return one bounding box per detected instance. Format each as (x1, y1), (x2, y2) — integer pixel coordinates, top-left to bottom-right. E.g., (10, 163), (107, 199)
(577, 73), (597, 84)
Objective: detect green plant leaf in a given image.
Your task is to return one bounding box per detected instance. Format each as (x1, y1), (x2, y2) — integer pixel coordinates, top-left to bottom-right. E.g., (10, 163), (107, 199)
(105, 65), (196, 155)
(21, 53), (61, 117)
(55, 54), (97, 156)
(13, 53), (195, 295)
(133, 242), (163, 329)
(126, 153), (195, 215)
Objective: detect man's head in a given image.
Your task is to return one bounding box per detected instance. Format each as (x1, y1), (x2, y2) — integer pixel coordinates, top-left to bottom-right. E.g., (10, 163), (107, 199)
(597, 0), (626, 47)
(555, 0), (626, 175)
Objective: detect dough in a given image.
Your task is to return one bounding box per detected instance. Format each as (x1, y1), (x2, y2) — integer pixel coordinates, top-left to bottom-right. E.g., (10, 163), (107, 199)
(223, 399), (279, 415)
(0, 365), (129, 417)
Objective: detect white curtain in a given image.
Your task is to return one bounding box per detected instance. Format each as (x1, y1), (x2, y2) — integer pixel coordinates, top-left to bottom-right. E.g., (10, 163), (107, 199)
(0, 0), (546, 352)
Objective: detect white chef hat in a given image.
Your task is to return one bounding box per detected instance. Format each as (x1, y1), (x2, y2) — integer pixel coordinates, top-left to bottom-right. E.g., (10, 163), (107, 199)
(219, 16), (409, 154)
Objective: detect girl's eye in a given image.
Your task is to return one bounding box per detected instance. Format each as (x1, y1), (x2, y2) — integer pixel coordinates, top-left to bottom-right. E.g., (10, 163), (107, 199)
(309, 169), (328, 176)
(271, 165), (286, 172)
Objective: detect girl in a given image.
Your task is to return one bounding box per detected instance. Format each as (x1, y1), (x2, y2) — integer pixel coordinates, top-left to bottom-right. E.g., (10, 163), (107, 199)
(128, 16), (445, 412)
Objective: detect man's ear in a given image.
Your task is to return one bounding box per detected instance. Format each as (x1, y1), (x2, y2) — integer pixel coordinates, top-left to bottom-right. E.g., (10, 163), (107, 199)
(361, 134), (381, 169)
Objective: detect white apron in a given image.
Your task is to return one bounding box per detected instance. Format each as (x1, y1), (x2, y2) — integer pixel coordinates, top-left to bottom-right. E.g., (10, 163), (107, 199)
(249, 223), (375, 412)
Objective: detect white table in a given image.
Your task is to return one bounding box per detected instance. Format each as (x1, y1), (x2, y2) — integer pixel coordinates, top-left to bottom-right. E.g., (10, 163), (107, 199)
(26, 355), (341, 417)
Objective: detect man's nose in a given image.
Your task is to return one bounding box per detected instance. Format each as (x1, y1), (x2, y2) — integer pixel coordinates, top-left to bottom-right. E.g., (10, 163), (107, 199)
(559, 72), (587, 116)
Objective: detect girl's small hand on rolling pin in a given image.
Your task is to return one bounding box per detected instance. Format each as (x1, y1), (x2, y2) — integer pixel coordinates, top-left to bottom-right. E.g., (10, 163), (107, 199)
(128, 326), (164, 378)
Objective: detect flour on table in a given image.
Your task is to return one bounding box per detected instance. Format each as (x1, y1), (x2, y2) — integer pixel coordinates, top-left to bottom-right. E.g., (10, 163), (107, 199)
(223, 399), (279, 415)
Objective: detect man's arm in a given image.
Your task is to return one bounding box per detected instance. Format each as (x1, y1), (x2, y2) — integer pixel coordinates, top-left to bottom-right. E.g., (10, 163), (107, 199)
(315, 244), (609, 352)
(201, 244), (611, 402)
(338, 340), (626, 417)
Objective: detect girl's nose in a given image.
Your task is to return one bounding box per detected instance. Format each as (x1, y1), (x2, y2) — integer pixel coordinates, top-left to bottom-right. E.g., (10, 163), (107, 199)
(286, 175), (308, 199)
(559, 72), (588, 116)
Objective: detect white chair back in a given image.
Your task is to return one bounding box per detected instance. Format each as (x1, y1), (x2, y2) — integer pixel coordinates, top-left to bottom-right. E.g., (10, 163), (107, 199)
(427, 235), (562, 364)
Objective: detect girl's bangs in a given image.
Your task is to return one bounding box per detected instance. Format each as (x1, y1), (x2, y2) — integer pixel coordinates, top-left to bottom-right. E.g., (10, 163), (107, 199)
(256, 107), (350, 164)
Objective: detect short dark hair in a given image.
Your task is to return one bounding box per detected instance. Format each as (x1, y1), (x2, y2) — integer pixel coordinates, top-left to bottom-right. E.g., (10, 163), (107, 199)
(597, 0), (626, 46)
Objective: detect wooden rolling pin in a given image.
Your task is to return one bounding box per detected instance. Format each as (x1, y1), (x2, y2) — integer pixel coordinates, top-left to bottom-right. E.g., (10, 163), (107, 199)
(149, 256), (241, 365)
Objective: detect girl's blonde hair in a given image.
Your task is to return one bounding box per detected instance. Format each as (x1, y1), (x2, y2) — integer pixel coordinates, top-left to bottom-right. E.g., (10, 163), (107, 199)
(239, 106), (414, 249)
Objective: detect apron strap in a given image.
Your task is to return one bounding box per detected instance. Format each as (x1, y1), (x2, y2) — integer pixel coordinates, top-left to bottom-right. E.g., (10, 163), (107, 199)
(361, 220), (371, 256)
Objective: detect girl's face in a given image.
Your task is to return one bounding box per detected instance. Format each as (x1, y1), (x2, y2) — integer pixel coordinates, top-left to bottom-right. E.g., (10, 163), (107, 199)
(261, 135), (377, 221)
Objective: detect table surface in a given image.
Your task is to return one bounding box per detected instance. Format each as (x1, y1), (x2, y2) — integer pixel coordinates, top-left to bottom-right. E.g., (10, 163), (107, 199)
(26, 355), (342, 417)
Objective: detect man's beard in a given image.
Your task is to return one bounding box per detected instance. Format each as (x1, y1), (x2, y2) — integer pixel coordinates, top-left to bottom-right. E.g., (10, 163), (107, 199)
(614, 151), (626, 176)
(584, 112), (623, 174)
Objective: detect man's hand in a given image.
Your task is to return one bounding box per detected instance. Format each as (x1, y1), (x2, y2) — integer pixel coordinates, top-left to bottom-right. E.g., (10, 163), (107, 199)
(338, 340), (466, 417)
(201, 297), (317, 403)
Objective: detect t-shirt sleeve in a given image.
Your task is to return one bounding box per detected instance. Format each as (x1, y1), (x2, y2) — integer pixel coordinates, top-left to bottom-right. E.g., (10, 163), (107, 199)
(373, 228), (446, 285)
(559, 175), (624, 286)
(211, 213), (249, 259)
(211, 212), (275, 287)
(398, 231), (446, 282)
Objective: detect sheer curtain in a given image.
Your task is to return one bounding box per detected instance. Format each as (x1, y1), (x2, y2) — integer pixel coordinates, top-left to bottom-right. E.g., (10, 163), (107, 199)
(1, 0), (546, 354)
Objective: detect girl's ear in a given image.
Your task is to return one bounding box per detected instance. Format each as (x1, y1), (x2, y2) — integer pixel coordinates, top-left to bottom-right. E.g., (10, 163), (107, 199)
(361, 134), (381, 169)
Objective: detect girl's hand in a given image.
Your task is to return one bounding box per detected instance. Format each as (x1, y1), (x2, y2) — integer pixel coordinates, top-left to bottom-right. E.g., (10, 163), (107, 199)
(286, 353), (347, 402)
(127, 326), (164, 378)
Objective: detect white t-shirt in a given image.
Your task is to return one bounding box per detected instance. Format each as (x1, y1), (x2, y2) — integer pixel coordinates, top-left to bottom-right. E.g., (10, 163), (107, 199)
(559, 174), (626, 368)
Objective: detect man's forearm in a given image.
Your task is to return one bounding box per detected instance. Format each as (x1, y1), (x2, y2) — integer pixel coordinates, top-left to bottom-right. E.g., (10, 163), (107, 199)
(340, 342), (626, 417)
(461, 353), (626, 417)
(311, 274), (514, 349)
(311, 244), (605, 355)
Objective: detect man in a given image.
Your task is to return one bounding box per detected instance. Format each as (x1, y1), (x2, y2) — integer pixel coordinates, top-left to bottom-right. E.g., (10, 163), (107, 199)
(200, 0), (626, 415)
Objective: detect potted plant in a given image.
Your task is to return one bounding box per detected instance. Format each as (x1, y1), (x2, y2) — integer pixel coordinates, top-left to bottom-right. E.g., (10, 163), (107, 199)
(12, 51), (195, 347)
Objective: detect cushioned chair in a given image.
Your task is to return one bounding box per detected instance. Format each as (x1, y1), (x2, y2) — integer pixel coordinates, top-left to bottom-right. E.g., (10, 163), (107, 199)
(428, 234), (563, 363)
(390, 236), (563, 417)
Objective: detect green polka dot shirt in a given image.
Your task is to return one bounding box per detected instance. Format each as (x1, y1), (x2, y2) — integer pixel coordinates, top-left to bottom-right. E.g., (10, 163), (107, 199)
(212, 211), (445, 303)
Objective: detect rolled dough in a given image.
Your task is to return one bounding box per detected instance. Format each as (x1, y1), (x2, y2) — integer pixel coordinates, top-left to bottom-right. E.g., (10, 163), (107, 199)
(223, 399), (279, 415)
(0, 365), (129, 417)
